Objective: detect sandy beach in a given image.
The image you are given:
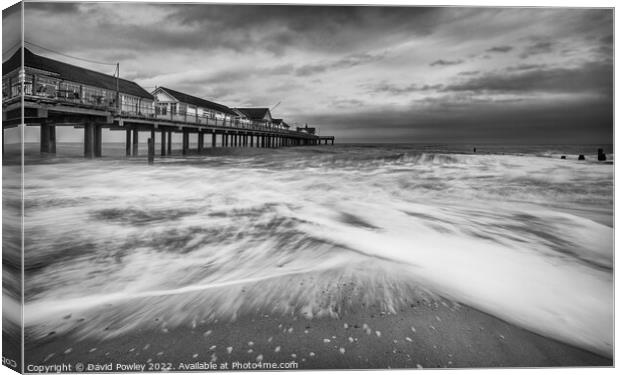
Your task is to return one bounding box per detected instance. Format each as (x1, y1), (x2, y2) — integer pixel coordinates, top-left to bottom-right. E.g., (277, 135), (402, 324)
(24, 297), (611, 371)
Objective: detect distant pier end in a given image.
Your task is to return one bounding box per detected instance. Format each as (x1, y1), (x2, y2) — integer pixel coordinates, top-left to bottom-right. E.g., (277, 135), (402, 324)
(2, 48), (334, 158)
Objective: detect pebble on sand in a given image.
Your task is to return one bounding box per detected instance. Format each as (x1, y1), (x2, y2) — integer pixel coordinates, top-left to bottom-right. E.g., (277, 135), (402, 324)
(209, 345), (216, 350)
(287, 327), (294, 333)
(416, 364), (423, 369)
(248, 349), (254, 353)
(323, 338), (331, 343)
(348, 337), (354, 343)
(344, 323), (349, 329)
(411, 326), (416, 333)
(275, 346), (281, 353)
(63, 348), (72, 354)
(256, 354), (263, 362)
(192, 354), (198, 358)
(291, 354), (297, 358)
(309, 352), (316, 357)
(406, 337), (413, 342)
(88, 348), (97, 353)
(226, 347), (233, 354)
(203, 330), (212, 337)
(375, 331), (382, 337)
(339, 348), (346, 354)
(248, 341), (254, 347)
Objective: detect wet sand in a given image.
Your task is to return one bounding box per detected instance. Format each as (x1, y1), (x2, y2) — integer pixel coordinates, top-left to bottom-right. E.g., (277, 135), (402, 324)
(24, 299), (611, 371)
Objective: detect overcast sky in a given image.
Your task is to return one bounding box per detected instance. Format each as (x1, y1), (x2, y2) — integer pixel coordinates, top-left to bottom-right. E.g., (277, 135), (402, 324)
(3, 2), (614, 143)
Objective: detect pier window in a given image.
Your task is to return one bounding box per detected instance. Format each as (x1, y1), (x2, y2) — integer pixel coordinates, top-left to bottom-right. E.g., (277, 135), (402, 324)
(121, 94), (140, 114)
(170, 103), (177, 115)
(83, 85), (106, 106)
(58, 81), (81, 101)
(34, 75), (58, 98)
(138, 99), (154, 116)
(2, 76), (10, 100)
(156, 103), (168, 115)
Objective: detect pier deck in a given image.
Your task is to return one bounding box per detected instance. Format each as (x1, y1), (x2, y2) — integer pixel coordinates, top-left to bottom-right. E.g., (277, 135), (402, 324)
(3, 96), (333, 158)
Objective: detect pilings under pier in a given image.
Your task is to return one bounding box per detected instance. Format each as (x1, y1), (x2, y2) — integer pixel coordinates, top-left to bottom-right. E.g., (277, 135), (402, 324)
(35, 121), (332, 161)
(40, 123), (57, 153)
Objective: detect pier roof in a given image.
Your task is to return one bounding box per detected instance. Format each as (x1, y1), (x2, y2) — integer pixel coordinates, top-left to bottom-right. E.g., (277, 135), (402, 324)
(155, 86), (238, 117)
(235, 108), (272, 121)
(3, 48), (153, 99)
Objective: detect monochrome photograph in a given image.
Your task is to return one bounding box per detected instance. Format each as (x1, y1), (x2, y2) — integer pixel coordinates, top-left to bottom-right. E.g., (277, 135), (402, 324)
(1, 0), (614, 372)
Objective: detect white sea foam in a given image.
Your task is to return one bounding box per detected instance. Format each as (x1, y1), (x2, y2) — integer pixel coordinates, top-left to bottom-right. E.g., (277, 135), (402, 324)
(11, 146), (613, 357)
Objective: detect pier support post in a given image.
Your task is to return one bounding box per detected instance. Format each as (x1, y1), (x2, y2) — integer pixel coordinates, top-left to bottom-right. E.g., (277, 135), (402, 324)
(198, 132), (204, 153)
(40, 123), (56, 153)
(49, 125), (56, 153)
(250, 134), (254, 147)
(148, 138), (154, 164)
(150, 128), (155, 157)
(40, 123), (49, 153)
(182, 129), (189, 155)
(161, 130), (166, 156)
(132, 128), (139, 156)
(84, 122), (95, 158)
(94, 125), (102, 157)
(126, 129), (131, 156)
(167, 130), (172, 154)
(212, 132), (216, 147)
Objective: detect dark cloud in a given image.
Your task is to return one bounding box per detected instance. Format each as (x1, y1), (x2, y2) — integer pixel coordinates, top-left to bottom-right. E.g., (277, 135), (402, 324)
(600, 34), (613, 45)
(486, 45), (513, 53)
(519, 41), (553, 58)
(363, 82), (443, 95)
(2, 2), (21, 59)
(430, 59), (464, 66)
(295, 52), (386, 76)
(25, 2), (80, 13)
(162, 5), (443, 54)
(458, 70), (480, 76)
(444, 61), (612, 96)
(505, 63), (547, 72)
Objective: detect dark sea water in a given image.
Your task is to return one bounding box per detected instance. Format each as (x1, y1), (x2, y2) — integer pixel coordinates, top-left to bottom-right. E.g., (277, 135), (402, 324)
(2, 142), (614, 358)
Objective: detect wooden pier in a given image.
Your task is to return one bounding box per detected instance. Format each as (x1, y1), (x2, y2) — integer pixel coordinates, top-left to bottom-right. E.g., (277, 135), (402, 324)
(2, 48), (334, 158)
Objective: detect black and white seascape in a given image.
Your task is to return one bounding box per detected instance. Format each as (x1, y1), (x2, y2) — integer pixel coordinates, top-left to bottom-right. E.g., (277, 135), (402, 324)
(1, 1), (614, 371)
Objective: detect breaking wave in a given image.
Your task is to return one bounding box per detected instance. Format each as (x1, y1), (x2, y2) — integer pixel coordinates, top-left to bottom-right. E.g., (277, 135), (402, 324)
(6, 144), (613, 357)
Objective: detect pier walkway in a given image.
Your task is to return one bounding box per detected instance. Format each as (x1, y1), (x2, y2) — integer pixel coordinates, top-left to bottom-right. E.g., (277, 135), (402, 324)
(3, 95), (331, 158)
